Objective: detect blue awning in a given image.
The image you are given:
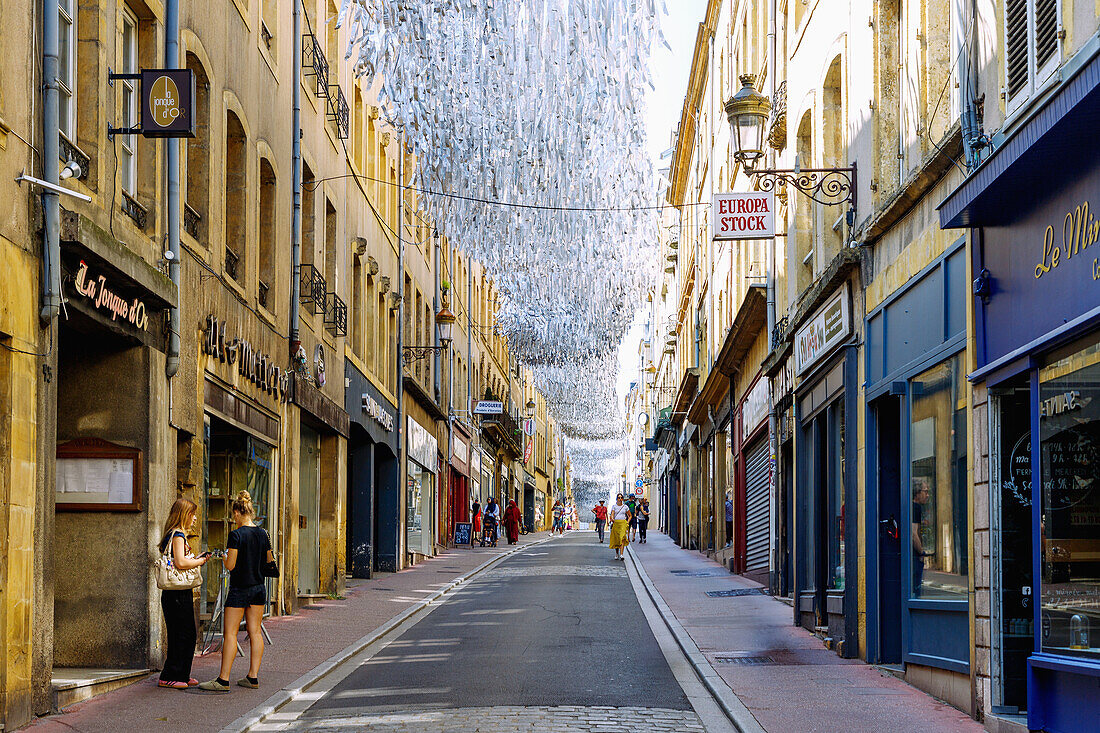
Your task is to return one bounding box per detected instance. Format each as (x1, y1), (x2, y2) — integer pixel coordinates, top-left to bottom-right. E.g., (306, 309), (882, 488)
(939, 47), (1100, 229)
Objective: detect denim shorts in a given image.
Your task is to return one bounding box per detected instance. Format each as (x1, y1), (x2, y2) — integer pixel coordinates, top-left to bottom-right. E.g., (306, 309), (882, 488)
(225, 583), (266, 608)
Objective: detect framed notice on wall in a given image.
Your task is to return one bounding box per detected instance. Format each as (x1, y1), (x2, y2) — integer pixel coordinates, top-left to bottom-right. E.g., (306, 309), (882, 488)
(56, 438), (142, 511)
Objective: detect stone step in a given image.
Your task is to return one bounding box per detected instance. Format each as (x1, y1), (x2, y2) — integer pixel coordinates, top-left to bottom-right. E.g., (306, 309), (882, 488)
(51, 668), (152, 712)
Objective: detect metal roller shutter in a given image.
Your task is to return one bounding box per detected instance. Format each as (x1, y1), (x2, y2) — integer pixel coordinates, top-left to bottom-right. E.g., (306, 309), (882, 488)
(744, 438), (770, 574)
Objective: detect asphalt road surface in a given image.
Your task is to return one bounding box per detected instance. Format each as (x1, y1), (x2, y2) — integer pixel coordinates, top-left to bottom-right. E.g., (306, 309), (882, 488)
(269, 533), (709, 731)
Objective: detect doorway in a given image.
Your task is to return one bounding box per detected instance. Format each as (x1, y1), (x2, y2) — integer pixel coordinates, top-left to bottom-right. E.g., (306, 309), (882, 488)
(298, 425), (321, 595)
(874, 396), (903, 664)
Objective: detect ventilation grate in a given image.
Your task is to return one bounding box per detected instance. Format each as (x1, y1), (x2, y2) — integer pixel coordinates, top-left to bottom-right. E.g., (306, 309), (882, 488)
(714, 655), (775, 665)
(671, 569), (728, 577)
(705, 588), (766, 598)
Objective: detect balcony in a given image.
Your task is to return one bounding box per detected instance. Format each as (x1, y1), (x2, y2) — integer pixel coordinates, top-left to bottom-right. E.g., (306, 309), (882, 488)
(298, 263), (326, 315)
(324, 292), (347, 337)
(768, 80), (787, 150)
(327, 85), (349, 140)
(183, 202), (201, 239)
(302, 34), (329, 98)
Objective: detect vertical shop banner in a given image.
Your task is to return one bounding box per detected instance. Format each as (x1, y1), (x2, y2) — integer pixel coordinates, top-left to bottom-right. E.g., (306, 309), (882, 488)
(714, 192), (775, 240)
(524, 437), (533, 463)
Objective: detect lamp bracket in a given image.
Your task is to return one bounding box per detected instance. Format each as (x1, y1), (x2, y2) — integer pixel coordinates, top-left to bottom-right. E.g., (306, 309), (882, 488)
(748, 164), (856, 210)
(402, 344), (449, 365)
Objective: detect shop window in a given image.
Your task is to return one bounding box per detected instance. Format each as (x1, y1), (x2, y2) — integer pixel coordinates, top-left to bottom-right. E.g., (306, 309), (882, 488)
(1005, 0), (1060, 115)
(58, 0), (76, 140)
(830, 399), (846, 590)
(119, 10), (139, 196)
(224, 111), (247, 282)
(1038, 332), (1100, 659)
(184, 54), (210, 243)
(909, 353), (968, 599)
(258, 158), (276, 309)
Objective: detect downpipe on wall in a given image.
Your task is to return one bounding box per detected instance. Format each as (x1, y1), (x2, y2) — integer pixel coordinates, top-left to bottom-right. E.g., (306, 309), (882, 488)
(41, 0), (61, 323)
(165, 0), (181, 377)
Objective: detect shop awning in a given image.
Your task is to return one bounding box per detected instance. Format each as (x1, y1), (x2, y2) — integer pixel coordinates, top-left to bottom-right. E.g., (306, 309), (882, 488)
(939, 48), (1100, 229)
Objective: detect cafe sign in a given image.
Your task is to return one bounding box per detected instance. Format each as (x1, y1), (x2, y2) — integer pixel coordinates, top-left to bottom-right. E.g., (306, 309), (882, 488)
(140, 69), (195, 138)
(794, 282), (850, 375)
(202, 315), (290, 402)
(73, 259), (150, 331)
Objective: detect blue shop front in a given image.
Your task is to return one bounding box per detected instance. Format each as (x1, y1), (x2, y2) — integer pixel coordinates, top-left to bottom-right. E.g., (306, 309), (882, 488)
(940, 50), (1100, 731)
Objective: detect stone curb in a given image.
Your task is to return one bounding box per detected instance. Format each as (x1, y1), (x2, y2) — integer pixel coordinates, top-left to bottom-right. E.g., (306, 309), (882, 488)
(220, 536), (554, 733)
(626, 545), (766, 733)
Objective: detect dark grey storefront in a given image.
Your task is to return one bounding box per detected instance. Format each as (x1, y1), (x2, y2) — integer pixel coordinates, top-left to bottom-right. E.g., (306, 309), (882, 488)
(345, 361), (399, 576)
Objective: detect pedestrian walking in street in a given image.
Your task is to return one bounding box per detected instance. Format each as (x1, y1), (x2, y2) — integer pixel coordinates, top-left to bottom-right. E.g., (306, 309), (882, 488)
(724, 494), (733, 548)
(609, 494), (632, 561)
(592, 500), (607, 543)
(626, 494), (638, 542)
(156, 498), (209, 689)
(637, 499), (650, 544)
(472, 499), (482, 545)
(199, 491), (275, 693)
(504, 499), (522, 545)
(482, 497), (499, 547)
(551, 499), (565, 535)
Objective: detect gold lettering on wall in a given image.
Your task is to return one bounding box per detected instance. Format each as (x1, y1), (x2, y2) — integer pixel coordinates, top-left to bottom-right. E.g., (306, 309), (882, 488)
(1036, 200), (1100, 279)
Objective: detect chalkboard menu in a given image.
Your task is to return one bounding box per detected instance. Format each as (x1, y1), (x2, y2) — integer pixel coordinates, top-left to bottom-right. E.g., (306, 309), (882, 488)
(453, 522), (472, 547)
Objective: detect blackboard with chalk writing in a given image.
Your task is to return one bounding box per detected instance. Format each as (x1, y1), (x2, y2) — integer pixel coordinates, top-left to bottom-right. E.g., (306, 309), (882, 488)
(453, 522), (472, 546)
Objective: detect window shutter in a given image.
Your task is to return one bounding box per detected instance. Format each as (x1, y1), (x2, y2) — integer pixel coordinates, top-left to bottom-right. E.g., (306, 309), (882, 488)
(1034, 0), (1058, 70)
(1005, 0), (1029, 99)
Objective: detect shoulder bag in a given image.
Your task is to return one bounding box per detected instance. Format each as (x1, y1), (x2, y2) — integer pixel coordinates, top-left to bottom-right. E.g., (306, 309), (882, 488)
(154, 532), (203, 590)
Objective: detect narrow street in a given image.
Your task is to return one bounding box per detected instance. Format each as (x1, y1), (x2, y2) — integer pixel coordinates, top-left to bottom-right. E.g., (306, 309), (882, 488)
(259, 533), (711, 732)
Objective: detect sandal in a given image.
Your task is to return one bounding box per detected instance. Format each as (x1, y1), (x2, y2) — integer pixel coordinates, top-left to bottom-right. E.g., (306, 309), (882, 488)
(158, 680), (189, 689)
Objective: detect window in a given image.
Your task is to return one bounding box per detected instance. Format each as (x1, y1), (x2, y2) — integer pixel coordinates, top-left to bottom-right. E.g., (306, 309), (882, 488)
(909, 353), (968, 599)
(1038, 332), (1100, 659)
(120, 10), (139, 194)
(1005, 0), (1060, 113)
(258, 158), (276, 308)
(324, 199), (337, 289)
(302, 163), (316, 266)
(261, 0), (276, 58)
(184, 55), (211, 243)
(58, 0), (75, 139)
(224, 112), (247, 282)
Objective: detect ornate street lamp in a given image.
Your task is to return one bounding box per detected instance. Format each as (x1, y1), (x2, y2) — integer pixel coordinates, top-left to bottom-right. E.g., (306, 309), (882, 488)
(402, 303), (456, 364)
(525, 398), (536, 416)
(725, 74), (856, 215)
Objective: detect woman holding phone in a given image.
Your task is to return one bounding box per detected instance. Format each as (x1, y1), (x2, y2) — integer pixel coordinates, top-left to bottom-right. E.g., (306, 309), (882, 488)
(157, 498), (210, 689)
(200, 491), (274, 692)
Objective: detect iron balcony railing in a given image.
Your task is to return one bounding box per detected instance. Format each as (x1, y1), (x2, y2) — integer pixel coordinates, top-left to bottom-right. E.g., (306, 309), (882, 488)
(298, 263), (327, 316)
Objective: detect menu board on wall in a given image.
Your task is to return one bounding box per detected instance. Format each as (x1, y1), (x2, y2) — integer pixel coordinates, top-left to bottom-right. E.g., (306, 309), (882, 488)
(55, 439), (141, 511)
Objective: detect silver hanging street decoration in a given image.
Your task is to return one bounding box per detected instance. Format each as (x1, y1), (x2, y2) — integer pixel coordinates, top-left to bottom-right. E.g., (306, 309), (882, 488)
(341, 0), (665, 501)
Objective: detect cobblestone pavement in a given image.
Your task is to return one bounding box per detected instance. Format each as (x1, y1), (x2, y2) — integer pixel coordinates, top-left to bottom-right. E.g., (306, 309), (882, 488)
(273, 705), (706, 732)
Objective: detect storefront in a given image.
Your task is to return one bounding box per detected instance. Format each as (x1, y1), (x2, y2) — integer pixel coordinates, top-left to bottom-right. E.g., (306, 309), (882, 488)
(448, 422), (472, 540)
(792, 280), (859, 657)
(52, 234), (175, 672)
(345, 361), (399, 577)
(939, 53), (1100, 730)
(732, 374), (770, 583)
(406, 415), (438, 561)
(863, 242), (969, 686)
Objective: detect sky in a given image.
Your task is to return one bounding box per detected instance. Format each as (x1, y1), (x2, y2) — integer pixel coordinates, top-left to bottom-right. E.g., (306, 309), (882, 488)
(615, 2), (708, 411)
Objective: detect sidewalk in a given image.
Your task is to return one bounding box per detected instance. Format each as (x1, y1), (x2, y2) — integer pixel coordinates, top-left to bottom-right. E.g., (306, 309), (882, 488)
(630, 533), (983, 733)
(26, 533), (551, 733)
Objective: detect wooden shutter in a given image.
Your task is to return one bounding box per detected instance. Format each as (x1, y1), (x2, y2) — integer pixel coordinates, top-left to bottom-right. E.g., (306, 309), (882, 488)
(1005, 0), (1029, 99)
(1034, 0), (1058, 70)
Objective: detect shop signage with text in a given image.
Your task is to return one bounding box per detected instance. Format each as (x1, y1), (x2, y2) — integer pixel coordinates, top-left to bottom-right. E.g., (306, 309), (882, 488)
(407, 416), (438, 469)
(361, 393), (395, 432)
(1033, 199), (1100, 280)
(794, 283), (850, 375)
(141, 69), (195, 137)
(714, 192), (775, 240)
(742, 377), (769, 433)
(473, 400), (504, 415)
(72, 259), (150, 331)
(202, 315), (290, 402)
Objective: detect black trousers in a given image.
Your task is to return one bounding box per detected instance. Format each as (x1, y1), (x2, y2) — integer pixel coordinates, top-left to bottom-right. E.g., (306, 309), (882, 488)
(160, 589), (197, 682)
(638, 518), (648, 539)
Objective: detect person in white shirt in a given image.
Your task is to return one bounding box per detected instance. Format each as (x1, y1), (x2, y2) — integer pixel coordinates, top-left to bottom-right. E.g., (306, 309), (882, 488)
(608, 494), (633, 560)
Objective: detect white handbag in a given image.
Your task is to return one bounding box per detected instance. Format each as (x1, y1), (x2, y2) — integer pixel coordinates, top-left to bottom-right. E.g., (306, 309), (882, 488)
(154, 535), (203, 590)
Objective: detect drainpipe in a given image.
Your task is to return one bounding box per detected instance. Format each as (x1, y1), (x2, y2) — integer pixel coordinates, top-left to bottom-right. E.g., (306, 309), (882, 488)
(41, 0), (61, 322)
(433, 231), (441, 403)
(290, 0), (302, 352)
(165, 0), (181, 377)
(766, 0), (780, 596)
(395, 143), (405, 562)
(960, 0), (983, 170)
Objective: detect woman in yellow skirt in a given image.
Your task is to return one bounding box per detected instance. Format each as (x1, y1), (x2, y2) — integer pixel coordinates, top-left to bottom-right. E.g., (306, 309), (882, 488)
(608, 494), (633, 561)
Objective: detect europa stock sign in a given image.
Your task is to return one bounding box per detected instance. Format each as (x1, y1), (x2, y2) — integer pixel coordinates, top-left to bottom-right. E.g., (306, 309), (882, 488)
(713, 192), (775, 240)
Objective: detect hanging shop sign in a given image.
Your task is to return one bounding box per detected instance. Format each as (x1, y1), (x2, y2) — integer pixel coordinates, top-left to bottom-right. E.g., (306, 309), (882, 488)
(524, 437), (534, 463)
(361, 392), (395, 432)
(72, 259), (151, 331)
(202, 315), (290, 402)
(474, 400), (504, 415)
(714, 192), (775, 240)
(407, 416), (438, 470)
(140, 69), (195, 137)
(794, 282), (850, 375)
(523, 418), (536, 437)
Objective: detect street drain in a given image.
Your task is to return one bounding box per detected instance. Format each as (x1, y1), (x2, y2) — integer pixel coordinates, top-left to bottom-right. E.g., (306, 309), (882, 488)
(671, 569), (728, 577)
(714, 655), (775, 665)
(370, 587), (395, 591)
(705, 588), (766, 598)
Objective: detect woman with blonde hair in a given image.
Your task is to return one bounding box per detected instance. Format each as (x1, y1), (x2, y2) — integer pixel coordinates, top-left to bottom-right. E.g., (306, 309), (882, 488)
(158, 498), (210, 688)
(199, 491), (274, 692)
